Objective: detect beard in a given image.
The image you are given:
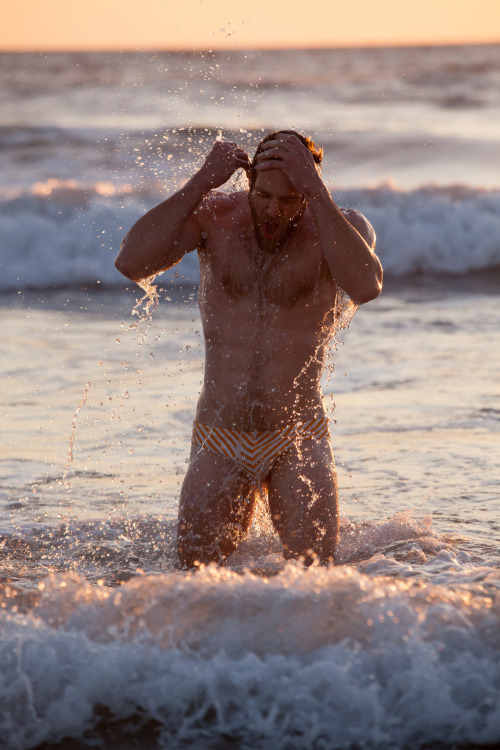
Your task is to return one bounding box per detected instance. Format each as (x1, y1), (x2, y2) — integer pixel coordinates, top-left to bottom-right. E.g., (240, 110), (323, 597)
(249, 197), (306, 253)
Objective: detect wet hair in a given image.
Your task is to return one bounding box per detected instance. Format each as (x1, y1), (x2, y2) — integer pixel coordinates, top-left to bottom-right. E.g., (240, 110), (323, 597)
(249, 130), (323, 187)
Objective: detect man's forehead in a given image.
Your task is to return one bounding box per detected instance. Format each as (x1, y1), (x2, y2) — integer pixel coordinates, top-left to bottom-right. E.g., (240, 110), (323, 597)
(252, 169), (302, 197)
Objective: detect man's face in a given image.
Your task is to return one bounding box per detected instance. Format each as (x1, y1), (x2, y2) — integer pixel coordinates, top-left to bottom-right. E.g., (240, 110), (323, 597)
(248, 169), (305, 252)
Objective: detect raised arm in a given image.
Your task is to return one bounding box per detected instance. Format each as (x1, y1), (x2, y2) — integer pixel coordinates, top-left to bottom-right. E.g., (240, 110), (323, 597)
(253, 134), (382, 305)
(115, 141), (250, 282)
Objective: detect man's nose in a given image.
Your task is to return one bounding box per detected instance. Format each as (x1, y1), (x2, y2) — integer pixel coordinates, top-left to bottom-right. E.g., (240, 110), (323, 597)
(266, 200), (281, 218)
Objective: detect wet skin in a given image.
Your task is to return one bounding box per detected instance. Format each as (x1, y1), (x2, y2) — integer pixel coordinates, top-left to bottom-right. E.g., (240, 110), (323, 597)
(116, 135), (382, 568)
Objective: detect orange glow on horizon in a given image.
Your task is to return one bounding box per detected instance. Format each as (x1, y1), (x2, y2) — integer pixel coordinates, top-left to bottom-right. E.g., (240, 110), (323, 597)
(1, 0), (499, 52)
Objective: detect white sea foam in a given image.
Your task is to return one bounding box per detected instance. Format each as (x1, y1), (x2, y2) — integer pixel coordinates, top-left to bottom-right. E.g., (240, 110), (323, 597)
(1, 180), (499, 291)
(345, 183), (500, 277)
(2, 45), (500, 292)
(1, 553), (500, 749)
(1, 514), (499, 748)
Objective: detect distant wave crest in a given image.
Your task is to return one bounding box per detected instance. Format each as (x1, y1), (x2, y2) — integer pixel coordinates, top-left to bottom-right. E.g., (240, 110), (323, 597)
(1, 180), (499, 291)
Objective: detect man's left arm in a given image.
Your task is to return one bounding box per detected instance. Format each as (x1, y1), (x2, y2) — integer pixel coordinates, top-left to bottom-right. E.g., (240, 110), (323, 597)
(254, 135), (383, 305)
(307, 184), (382, 304)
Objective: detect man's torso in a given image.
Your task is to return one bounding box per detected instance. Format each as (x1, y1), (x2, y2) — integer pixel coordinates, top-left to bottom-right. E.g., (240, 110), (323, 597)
(193, 191), (343, 431)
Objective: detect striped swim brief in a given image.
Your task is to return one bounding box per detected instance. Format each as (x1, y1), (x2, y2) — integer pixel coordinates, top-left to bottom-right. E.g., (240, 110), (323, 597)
(191, 415), (330, 483)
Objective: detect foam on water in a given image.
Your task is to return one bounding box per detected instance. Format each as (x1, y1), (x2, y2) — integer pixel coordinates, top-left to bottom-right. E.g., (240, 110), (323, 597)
(1, 527), (500, 750)
(2, 44), (500, 296)
(0, 512), (458, 582)
(1, 180), (500, 292)
(1, 514), (499, 748)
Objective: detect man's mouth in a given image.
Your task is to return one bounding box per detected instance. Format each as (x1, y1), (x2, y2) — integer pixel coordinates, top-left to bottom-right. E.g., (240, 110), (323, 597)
(262, 220), (280, 239)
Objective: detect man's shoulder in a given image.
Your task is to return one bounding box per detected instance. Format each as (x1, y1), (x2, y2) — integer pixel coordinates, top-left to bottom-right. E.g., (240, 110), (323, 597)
(196, 190), (249, 222)
(340, 207), (376, 248)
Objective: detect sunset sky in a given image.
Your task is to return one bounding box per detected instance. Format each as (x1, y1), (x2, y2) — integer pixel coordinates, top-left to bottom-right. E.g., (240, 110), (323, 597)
(2, 0), (499, 50)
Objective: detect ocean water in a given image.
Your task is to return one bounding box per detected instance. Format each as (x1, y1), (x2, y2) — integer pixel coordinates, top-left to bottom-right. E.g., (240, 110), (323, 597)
(1, 46), (500, 749)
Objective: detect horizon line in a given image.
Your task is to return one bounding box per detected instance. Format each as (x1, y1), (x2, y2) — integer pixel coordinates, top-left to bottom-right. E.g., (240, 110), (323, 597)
(1, 38), (499, 54)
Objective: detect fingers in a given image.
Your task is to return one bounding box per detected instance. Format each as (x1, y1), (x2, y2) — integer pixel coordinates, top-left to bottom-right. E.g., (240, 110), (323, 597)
(258, 135), (302, 152)
(251, 135), (321, 194)
(234, 147), (251, 171)
(253, 144), (291, 171)
(253, 135), (316, 177)
(254, 147), (284, 163)
(212, 141), (251, 169)
(253, 143), (285, 167)
(256, 136), (305, 160)
(253, 138), (297, 168)
(213, 141), (249, 158)
(201, 141), (251, 188)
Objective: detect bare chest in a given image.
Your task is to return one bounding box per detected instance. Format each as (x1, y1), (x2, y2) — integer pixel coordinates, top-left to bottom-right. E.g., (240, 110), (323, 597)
(201, 228), (332, 308)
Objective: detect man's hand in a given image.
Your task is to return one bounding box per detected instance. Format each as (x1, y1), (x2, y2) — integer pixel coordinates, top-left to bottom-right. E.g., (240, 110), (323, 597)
(199, 141), (251, 191)
(253, 133), (321, 195)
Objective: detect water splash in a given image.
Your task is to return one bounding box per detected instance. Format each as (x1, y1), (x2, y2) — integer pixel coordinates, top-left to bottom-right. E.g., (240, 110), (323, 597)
(63, 380), (91, 481)
(133, 275), (159, 328)
(116, 274), (160, 345)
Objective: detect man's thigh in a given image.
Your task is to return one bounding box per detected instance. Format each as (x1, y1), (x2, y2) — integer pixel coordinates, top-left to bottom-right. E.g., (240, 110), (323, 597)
(267, 434), (338, 563)
(177, 444), (256, 566)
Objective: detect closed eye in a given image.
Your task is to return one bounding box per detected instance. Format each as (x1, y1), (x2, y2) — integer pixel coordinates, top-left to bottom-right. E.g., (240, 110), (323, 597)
(256, 191), (300, 203)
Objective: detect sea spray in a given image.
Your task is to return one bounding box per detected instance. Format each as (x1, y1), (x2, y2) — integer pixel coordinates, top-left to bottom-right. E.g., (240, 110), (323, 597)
(3, 183), (499, 291)
(63, 380), (91, 481)
(2, 555), (500, 749)
(114, 274), (160, 343)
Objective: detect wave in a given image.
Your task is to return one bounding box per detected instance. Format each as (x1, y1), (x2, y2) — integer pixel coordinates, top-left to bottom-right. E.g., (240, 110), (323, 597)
(1, 180), (499, 291)
(3, 46), (499, 109)
(1, 520), (500, 749)
(0, 125), (92, 151)
(0, 511), (467, 586)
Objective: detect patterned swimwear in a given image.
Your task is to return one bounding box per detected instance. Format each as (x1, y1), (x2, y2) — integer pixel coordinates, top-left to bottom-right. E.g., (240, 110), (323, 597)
(192, 416), (330, 483)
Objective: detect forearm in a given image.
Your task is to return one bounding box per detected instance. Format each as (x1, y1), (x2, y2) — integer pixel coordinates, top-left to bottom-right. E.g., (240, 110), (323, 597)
(307, 182), (382, 304)
(116, 140), (250, 283)
(115, 170), (211, 282)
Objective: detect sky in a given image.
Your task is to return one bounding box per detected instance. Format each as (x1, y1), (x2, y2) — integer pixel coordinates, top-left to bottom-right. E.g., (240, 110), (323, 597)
(1, 0), (499, 51)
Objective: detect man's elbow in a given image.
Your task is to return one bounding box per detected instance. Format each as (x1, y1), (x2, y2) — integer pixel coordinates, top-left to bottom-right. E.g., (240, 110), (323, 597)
(115, 254), (135, 282)
(354, 283), (382, 305)
(115, 237), (142, 282)
(351, 271), (383, 305)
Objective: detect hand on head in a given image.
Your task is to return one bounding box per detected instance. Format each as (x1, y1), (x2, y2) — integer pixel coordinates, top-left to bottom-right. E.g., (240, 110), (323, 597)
(198, 133), (322, 195)
(252, 133), (322, 193)
(200, 141), (251, 190)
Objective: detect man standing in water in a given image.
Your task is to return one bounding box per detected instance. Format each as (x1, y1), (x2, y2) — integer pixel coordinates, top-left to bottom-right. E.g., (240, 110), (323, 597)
(116, 131), (382, 568)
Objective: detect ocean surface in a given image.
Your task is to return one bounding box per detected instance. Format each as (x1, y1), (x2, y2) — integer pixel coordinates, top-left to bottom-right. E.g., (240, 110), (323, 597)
(1, 45), (500, 749)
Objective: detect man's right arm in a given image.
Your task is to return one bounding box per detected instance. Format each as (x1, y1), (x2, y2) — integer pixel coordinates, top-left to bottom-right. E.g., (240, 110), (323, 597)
(115, 141), (250, 282)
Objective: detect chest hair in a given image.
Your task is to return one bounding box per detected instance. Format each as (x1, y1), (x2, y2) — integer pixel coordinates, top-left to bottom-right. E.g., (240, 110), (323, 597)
(217, 234), (327, 308)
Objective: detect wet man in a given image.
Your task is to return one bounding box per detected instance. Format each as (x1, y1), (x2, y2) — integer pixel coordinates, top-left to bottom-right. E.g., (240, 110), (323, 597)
(115, 131), (383, 568)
